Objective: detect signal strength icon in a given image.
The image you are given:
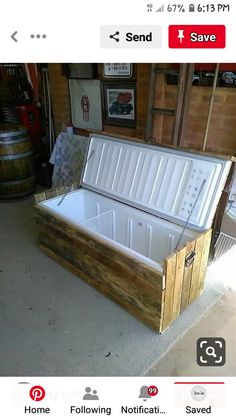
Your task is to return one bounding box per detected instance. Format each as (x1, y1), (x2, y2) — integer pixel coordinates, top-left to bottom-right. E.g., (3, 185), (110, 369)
(156, 5), (164, 12)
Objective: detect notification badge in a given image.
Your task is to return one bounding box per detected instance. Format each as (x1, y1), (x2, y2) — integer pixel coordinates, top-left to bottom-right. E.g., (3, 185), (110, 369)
(29, 386), (46, 401)
(148, 386), (158, 397)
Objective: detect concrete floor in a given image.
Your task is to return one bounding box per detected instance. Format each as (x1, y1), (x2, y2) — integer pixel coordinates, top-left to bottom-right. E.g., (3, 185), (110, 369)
(146, 291), (236, 376)
(0, 196), (236, 376)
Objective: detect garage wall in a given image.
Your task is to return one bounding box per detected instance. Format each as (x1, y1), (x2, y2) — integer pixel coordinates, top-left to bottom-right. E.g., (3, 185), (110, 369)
(48, 63), (151, 140)
(152, 73), (178, 145)
(152, 67), (236, 155)
(48, 63), (236, 156)
(180, 86), (236, 154)
(48, 64), (71, 136)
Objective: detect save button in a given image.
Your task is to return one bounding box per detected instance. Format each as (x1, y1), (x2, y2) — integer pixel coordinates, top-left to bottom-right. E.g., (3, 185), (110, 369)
(169, 25), (226, 48)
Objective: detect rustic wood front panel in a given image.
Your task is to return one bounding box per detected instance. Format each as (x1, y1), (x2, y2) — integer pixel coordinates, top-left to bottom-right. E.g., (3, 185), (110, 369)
(161, 229), (212, 332)
(35, 207), (165, 331)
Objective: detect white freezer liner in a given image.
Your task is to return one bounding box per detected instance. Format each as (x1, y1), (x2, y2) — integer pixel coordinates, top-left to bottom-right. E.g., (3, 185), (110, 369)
(39, 189), (197, 273)
(82, 135), (231, 231)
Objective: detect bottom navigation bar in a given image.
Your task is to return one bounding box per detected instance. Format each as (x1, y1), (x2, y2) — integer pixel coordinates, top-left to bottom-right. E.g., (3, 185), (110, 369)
(0, 377), (233, 418)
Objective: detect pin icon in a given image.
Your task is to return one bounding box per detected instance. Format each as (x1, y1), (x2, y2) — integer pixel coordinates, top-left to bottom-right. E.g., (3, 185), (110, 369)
(29, 386), (46, 401)
(177, 29), (185, 43)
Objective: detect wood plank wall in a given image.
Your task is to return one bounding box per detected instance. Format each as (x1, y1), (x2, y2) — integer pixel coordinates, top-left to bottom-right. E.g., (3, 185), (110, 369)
(152, 66), (236, 155)
(48, 63), (236, 153)
(48, 64), (71, 136)
(48, 64), (150, 140)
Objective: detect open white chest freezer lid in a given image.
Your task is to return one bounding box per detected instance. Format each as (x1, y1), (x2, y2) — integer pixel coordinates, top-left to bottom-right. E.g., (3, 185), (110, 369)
(81, 134), (232, 231)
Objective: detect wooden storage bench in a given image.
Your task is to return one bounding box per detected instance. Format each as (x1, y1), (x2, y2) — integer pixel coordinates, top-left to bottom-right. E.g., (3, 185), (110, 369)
(35, 134), (231, 332)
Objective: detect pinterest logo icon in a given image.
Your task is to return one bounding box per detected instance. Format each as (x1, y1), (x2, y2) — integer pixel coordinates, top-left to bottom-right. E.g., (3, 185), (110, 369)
(29, 386), (46, 401)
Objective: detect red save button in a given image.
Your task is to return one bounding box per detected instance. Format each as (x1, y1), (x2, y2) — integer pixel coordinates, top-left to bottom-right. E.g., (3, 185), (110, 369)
(169, 25), (226, 48)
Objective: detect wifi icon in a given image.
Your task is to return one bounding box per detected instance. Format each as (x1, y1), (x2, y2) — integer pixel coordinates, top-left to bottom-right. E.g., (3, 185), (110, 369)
(156, 5), (164, 12)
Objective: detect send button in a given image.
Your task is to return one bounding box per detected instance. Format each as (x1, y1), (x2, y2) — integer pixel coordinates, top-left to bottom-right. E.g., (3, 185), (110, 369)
(101, 26), (162, 48)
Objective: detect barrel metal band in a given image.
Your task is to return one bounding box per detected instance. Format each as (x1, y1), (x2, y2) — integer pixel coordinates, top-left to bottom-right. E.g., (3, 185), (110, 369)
(0, 136), (30, 146)
(0, 175), (35, 186)
(0, 129), (27, 139)
(0, 150), (34, 161)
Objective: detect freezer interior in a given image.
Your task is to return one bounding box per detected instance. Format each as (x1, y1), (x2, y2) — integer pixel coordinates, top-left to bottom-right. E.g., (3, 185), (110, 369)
(39, 188), (197, 271)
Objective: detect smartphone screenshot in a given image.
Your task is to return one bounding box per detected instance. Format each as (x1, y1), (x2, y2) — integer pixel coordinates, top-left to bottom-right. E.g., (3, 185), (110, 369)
(0, 0), (236, 417)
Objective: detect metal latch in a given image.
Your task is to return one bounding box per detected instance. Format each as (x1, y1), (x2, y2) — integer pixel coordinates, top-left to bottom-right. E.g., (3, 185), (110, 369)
(185, 251), (196, 267)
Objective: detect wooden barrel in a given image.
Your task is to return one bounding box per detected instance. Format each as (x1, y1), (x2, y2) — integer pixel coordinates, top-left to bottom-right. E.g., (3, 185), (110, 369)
(0, 124), (35, 198)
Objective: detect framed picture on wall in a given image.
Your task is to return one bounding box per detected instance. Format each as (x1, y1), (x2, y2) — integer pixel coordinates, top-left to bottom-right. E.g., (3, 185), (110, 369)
(103, 63), (133, 78)
(62, 64), (98, 79)
(102, 82), (136, 127)
(69, 80), (102, 130)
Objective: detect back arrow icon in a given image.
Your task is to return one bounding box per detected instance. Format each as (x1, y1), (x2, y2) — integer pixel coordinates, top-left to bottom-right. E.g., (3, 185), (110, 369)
(11, 31), (18, 42)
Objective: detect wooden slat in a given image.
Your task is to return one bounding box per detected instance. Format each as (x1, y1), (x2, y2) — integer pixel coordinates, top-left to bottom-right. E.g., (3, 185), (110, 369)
(171, 246), (186, 320)
(172, 63), (188, 146)
(199, 230), (212, 292)
(202, 64), (220, 151)
(151, 108), (175, 116)
(188, 234), (205, 304)
(161, 253), (177, 331)
(180, 240), (196, 313)
(34, 191), (47, 204)
(145, 64), (157, 143)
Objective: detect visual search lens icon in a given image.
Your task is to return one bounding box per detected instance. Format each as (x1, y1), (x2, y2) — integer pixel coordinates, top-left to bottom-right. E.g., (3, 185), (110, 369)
(197, 337), (226, 366)
(205, 346), (217, 357)
(29, 386), (46, 401)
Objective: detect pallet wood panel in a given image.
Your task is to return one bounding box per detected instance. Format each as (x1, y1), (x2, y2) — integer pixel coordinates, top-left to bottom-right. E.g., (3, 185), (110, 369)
(38, 227), (163, 312)
(40, 244), (164, 331)
(35, 206), (165, 331)
(35, 206), (165, 291)
(161, 230), (211, 332)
